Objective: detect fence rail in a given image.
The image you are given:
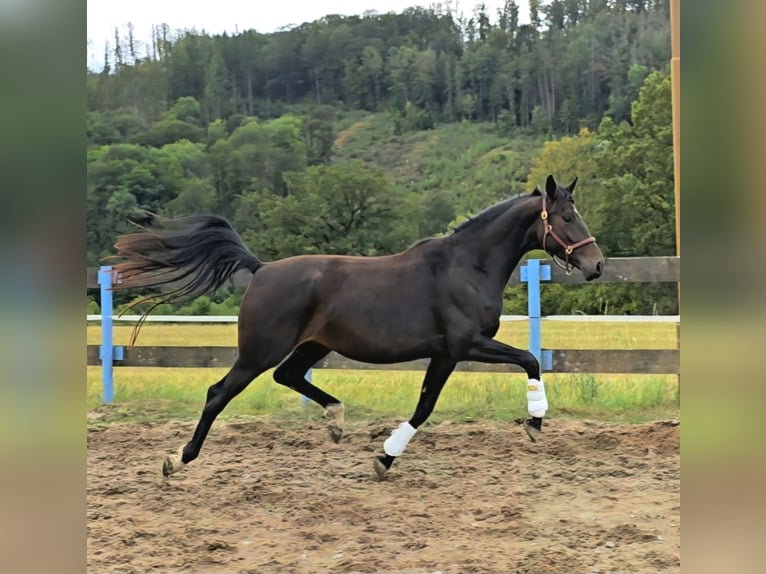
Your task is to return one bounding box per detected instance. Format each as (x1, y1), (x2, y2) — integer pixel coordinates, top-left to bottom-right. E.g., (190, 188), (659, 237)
(87, 256), (680, 403)
(86, 345), (679, 374)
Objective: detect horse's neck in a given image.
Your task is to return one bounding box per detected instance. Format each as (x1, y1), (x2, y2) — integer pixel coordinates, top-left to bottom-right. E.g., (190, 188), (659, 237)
(453, 196), (541, 287)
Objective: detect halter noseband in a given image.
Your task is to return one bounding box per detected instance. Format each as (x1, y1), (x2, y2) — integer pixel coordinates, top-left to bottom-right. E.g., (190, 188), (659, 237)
(540, 194), (596, 275)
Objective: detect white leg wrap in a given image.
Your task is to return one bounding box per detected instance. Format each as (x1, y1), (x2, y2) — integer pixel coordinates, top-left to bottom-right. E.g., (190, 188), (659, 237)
(383, 422), (417, 456)
(527, 378), (548, 418)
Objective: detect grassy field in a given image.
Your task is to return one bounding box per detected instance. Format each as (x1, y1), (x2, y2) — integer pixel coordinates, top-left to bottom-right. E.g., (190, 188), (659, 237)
(87, 320), (680, 425)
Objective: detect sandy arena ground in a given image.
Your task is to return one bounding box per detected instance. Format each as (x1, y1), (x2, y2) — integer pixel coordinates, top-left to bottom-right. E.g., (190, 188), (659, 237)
(87, 416), (680, 573)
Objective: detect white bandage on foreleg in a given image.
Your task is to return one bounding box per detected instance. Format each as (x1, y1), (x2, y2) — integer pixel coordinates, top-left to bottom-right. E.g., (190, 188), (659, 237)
(527, 378), (548, 417)
(383, 422), (417, 456)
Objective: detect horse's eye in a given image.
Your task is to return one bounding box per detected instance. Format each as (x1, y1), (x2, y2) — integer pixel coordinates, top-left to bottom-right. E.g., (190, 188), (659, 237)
(563, 213), (573, 223)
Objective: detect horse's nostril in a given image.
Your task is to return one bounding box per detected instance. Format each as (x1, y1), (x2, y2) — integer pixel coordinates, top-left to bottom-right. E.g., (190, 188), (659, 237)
(596, 261), (603, 275)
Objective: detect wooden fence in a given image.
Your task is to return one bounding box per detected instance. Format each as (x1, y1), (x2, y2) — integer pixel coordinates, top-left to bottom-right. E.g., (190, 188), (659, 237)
(86, 345), (678, 374)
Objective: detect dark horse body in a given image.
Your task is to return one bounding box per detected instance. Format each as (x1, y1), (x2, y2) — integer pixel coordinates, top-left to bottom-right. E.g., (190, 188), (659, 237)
(112, 175), (604, 479)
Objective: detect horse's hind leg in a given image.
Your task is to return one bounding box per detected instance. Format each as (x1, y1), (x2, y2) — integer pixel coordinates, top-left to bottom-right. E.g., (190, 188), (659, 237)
(273, 342), (346, 443)
(162, 356), (274, 477)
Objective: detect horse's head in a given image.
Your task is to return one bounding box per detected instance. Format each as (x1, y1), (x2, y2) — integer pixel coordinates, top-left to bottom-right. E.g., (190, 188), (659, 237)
(533, 174), (604, 281)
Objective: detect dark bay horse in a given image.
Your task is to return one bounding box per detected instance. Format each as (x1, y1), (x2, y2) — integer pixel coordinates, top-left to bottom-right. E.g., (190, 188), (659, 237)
(111, 174), (604, 479)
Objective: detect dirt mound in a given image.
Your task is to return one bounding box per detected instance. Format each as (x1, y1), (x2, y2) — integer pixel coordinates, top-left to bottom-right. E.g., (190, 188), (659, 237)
(87, 417), (679, 573)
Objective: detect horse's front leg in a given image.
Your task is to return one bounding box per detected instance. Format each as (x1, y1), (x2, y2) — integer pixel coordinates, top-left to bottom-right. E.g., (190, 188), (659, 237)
(463, 336), (547, 442)
(373, 358), (456, 480)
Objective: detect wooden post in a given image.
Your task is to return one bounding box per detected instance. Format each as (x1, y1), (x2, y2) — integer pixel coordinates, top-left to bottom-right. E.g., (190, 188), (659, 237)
(676, 321), (681, 401)
(670, 0), (680, 303)
(670, 1), (680, 402)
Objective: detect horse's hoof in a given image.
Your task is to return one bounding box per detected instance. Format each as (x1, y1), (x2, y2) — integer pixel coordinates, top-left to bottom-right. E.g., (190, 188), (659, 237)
(373, 456), (388, 481)
(524, 423), (540, 443)
(328, 424), (343, 444)
(162, 448), (186, 477)
(325, 403), (345, 444)
(524, 418), (542, 443)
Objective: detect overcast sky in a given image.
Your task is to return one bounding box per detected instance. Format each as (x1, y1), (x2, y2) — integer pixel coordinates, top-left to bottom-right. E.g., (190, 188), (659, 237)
(87, 0), (530, 70)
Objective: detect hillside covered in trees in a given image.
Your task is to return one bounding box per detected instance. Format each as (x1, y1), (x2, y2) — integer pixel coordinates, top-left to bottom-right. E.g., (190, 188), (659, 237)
(87, 1), (677, 315)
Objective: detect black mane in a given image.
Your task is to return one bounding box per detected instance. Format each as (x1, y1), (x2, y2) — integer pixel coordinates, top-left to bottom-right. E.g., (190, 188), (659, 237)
(451, 193), (530, 234)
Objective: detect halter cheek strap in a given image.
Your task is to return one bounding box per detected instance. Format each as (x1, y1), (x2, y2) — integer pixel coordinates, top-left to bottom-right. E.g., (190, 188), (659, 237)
(540, 195), (596, 275)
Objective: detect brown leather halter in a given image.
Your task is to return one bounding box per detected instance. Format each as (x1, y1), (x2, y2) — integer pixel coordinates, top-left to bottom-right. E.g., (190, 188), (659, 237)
(540, 193), (597, 275)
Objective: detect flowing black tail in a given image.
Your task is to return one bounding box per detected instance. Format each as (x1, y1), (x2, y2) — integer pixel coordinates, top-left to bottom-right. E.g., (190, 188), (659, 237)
(109, 214), (262, 346)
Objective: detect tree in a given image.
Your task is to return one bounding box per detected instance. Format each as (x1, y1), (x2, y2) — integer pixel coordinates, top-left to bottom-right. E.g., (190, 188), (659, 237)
(606, 63), (650, 123)
(87, 111), (121, 146)
(361, 46), (385, 110)
(156, 140), (216, 216)
(244, 161), (416, 259)
(387, 46), (417, 110)
(204, 47), (230, 122)
(412, 49), (438, 113)
(87, 144), (165, 261)
(302, 106), (336, 165)
(595, 71), (675, 257)
(526, 127), (597, 217)
(166, 96), (202, 124)
(260, 115), (308, 195)
(212, 114), (307, 203)
(133, 118), (205, 148)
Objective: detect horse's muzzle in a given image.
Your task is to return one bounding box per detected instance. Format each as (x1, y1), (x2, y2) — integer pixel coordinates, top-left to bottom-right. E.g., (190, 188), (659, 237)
(584, 259), (604, 281)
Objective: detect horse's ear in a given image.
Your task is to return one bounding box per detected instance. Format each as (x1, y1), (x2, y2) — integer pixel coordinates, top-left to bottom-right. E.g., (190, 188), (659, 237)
(531, 186), (542, 196)
(567, 176), (578, 194)
(545, 174), (557, 200)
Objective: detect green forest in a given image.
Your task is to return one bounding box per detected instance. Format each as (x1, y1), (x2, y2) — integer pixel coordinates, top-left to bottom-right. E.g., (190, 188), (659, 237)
(87, 1), (677, 315)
